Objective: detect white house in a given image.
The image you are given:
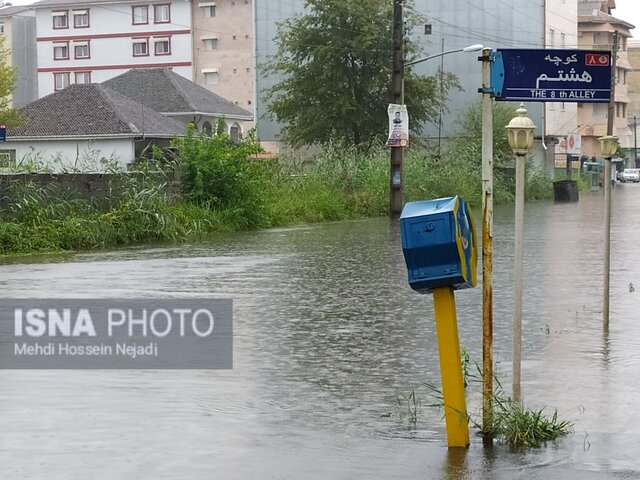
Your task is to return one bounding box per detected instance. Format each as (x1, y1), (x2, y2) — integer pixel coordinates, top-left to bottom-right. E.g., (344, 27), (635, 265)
(33, 0), (193, 97)
(5, 84), (187, 172)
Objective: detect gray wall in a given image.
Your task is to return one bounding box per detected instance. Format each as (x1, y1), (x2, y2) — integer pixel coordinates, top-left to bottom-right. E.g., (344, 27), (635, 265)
(254, 0), (546, 143)
(11, 15), (37, 107)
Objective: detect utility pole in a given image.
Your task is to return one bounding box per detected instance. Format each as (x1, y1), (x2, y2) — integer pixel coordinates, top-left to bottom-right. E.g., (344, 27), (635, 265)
(390, 0), (404, 217)
(603, 31), (618, 329)
(480, 48), (494, 441)
(634, 115), (637, 168)
(437, 38), (445, 159)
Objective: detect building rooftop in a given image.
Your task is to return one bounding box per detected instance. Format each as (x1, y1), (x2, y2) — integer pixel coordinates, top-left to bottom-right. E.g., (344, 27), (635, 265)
(578, 7), (635, 30)
(30, 0), (140, 8)
(102, 68), (253, 121)
(8, 84), (187, 138)
(0, 5), (33, 17)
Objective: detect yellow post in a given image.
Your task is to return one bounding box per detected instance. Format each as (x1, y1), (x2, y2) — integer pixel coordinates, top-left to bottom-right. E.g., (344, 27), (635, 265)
(433, 286), (470, 448)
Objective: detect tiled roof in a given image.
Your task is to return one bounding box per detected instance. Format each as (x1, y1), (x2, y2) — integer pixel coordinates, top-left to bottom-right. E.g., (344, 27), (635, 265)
(0, 5), (32, 17)
(8, 84), (187, 138)
(102, 68), (253, 120)
(578, 8), (635, 30)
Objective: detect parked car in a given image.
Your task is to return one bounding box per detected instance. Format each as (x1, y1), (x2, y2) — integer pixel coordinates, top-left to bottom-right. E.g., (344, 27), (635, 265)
(620, 169), (640, 183)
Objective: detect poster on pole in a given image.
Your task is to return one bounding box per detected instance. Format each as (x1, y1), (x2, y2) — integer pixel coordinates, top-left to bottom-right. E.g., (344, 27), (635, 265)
(386, 104), (409, 147)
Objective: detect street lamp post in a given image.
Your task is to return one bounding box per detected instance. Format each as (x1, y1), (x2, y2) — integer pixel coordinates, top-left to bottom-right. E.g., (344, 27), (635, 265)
(598, 134), (618, 330)
(506, 103), (535, 405)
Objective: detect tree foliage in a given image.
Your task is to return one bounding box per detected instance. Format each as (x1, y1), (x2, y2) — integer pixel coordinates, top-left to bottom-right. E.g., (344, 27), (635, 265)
(263, 0), (460, 148)
(456, 101), (522, 164)
(0, 36), (22, 127)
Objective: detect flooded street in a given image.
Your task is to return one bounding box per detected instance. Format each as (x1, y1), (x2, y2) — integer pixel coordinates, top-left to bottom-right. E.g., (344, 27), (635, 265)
(1, 184), (640, 479)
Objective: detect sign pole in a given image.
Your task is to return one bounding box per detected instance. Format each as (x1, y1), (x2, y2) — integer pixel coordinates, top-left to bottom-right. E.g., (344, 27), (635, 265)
(603, 32), (618, 329)
(480, 48), (494, 440)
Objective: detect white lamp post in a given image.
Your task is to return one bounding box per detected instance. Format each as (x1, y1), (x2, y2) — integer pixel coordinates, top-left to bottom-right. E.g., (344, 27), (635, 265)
(598, 135), (618, 329)
(506, 103), (535, 405)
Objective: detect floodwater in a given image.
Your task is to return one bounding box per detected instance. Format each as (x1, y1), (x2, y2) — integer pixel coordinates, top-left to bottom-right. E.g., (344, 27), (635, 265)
(1, 185), (640, 479)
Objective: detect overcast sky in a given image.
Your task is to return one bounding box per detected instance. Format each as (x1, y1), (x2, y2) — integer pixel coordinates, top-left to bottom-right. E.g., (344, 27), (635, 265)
(6, 0), (640, 37)
(611, 0), (640, 37)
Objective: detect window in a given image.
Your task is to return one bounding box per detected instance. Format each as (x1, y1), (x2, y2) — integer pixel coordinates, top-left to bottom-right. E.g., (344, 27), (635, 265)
(73, 10), (89, 28)
(0, 149), (16, 171)
(74, 42), (90, 59)
(54, 72), (70, 90)
(561, 32), (565, 48)
(154, 4), (170, 23)
(230, 124), (240, 141)
(75, 71), (91, 84)
(548, 28), (554, 47)
(0, 23), (5, 34)
(202, 38), (217, 51)
(53, 43), (69, 60)
(154, 37), (170, 55)
(132, 5), (148, 24)
(203, 71), (218, 85)
(52, 11), (68, 29)
(133, 38), (149, 56)
(201, 4), (215, 17)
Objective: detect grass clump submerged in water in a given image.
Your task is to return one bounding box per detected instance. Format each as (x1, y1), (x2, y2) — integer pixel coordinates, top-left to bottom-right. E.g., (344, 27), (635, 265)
(397, 354), (573, 448)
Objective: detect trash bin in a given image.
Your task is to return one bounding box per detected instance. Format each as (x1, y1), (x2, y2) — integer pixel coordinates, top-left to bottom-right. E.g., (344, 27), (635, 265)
(552, 180), (579, 203)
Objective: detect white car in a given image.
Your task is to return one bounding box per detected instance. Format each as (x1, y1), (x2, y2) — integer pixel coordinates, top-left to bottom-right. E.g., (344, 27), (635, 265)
(620, 169), (640, 183)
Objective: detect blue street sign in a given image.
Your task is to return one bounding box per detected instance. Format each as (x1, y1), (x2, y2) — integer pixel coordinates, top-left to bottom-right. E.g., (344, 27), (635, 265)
(490, 49), (612, 103)
(0, 125), (5, 143)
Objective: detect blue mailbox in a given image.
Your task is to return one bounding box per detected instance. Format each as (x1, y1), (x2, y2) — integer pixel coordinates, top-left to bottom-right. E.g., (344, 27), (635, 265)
(400, 196), (478, 294)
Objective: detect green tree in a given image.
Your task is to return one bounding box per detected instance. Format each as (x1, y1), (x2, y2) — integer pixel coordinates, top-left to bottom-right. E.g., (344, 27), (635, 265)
(0, 36), (23, 127)
(263, 0), (459, 149)
(455, 101), (522, 165)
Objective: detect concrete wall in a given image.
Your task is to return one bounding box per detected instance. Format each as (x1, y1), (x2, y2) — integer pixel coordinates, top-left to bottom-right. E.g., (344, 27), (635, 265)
(192, 0), (254, 116)
(0, 172), (181, 204)
(35, 1), (193, 97)
(2, 138), (136, 172)
(11, 13), (38, 107)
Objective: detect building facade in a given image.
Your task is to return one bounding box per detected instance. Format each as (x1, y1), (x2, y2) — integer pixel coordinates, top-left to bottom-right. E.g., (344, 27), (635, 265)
(191, 0), (253, 115)
(34, 0), (193, 97)
(627, 39), (640, 164)
(577, 0), (634, 158)
(0, 6), (38, 107)
(545, 0), (579, 141)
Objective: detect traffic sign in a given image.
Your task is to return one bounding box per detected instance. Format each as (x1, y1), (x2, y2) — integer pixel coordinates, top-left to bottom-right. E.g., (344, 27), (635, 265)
(490, 49), (612, 103)
(0, 125), (5, 143)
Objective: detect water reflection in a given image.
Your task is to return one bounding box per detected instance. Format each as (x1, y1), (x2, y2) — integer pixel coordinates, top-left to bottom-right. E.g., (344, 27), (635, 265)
(0, 187), (639, 478)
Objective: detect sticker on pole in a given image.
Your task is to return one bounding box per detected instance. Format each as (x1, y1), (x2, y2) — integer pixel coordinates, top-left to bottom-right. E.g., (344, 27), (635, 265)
(386, 104), (409, 147)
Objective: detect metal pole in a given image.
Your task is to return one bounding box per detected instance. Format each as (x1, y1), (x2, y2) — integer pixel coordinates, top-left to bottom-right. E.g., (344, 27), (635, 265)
(480, 48), (494, 438)
(603, 32), (617, 328)
(512, 153), (525, 405)
(634, 115), (637, 168)
(389, 0), (404, 217)
(438, 38), (445, 159)
(433, 287), (470, 448)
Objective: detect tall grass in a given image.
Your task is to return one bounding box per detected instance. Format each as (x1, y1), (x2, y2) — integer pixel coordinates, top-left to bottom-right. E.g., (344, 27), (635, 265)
(397, 356), (573, 448)
(0, 175), (221, 255)
(0, 133), (554, 256)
